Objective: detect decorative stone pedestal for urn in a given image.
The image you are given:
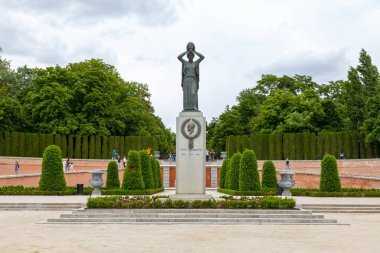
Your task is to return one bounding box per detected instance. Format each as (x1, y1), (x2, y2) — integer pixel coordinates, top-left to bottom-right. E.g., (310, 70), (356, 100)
(278, 171), (295, 197)
(89, 170), (105, 196)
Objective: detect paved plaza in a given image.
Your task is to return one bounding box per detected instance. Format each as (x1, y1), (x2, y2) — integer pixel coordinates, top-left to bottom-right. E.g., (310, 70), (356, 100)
(1, 191), (380, 252)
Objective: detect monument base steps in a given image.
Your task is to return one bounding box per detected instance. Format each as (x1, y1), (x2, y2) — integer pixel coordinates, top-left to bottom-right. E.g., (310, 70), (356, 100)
(46, 208), (341, 225)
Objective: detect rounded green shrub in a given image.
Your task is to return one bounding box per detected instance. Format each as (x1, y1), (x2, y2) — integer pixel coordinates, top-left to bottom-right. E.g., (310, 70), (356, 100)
(106, 161), (120, 189)
(239, 149), (260, 191)
(39, 145), (67, 191)
(320, 153), (341, 192)
(262, 160), (277, 190)
(150, 156), (157, 189)
(155, 159), (162, 188)
(228, 152), (242, 190)
(219, 158), (231, 189)
(122, 150), (145, 190)
(139, 150), (153, 189)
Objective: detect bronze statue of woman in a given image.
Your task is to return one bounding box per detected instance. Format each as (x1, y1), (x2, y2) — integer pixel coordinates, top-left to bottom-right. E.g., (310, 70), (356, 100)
(177, 42), (205, 111)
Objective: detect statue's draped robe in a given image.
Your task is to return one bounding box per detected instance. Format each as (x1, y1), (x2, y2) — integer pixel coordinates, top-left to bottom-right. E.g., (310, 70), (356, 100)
(181, 61), (200, 111)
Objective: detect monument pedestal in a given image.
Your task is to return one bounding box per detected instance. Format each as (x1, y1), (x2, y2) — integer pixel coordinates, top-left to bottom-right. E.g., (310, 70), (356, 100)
(175, 111), (209, 198)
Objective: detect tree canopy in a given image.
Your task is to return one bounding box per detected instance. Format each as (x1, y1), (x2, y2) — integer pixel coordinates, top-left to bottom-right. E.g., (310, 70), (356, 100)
(207, 49), (380, 152)
(0, 56), (173, 152)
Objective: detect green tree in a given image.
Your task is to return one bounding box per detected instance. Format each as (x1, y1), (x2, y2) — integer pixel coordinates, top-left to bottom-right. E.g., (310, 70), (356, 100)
(122, 150), (145, 190)
(344, 67), (366, 131)
(228, 152), (242, 190)
(262, 160), (277, 190)
(106, 161), (120, 189)
(150, 155), (157, 189)
(39, 145), (66, 191)
(357, 49), (379, 99)
(155, 159), (162, 188)
(361, 95), (380, 142)
(320, 154), (341, 192)
(219, 158), (230, 189)
(211, 107), (244, 151)
(139, 150), (153, 189)
(239, 150), (260, 191)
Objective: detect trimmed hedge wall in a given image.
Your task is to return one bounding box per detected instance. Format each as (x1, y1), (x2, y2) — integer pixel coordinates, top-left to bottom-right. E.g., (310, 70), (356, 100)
(226, 131), (380, 160)
(0, 132), (158, 159)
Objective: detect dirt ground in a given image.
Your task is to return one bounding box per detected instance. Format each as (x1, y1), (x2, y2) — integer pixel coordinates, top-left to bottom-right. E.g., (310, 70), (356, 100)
(1, 211), (380, 253)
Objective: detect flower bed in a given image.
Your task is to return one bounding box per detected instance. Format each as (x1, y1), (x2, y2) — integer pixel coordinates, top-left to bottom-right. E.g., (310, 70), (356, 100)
(86, 195), (296, 209)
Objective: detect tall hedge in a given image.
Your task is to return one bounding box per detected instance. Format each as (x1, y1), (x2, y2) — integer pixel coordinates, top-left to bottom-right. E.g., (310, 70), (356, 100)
(101, 136), (108, 159)
(320, 154), (341, 192)
(25, 133), (33, 157)
(139, 150), (153, 189)
(11, 132), (19, 156)
(82, 136), (89, 159)
(68, 136), (74, 158)
(219, 158), (230, 189)
(228, 152), (242, 190)
(39, 145), (67, 191)
(74, 135), (81, 159)
(95, 136), (102, 159)
(4, 132), (11, 156)
(106, 161), (120, 189)
(61, 135), (67, 158)
(18, 132), (25, 157)
(150, 155), (157, 189)
(155, 159), (162, 188)
(0, 133), (4, 155)
(89, 136), (96, 159)
(239, 149), (260, 191)
(262, 160), (277, 190)
(122, 150), (145, 190)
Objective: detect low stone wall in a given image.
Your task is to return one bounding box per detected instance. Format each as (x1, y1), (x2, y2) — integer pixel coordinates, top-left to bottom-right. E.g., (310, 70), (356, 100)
(0, 156), (379, 189)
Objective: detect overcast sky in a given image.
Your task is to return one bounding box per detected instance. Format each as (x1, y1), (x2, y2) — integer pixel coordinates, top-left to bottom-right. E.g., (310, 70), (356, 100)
(1, 0), (380, 130)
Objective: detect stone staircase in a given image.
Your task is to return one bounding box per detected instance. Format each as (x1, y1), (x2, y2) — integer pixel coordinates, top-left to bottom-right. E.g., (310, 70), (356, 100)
(0, 203), (84, 211)
(301, 204), (380, 213)
(46, 208), (339, 225)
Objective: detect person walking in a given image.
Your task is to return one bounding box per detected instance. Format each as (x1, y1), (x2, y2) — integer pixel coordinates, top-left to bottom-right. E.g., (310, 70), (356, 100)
(123, 156), (127, 168)
(15, 161), (20, 175)
(112, 149), (117, 160)
(117, 155), (121, 168)
(65, 157), (70, 172)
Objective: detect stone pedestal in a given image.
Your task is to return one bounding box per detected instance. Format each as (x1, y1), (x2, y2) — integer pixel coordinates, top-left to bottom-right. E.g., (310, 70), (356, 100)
(175, 111), (207, 195)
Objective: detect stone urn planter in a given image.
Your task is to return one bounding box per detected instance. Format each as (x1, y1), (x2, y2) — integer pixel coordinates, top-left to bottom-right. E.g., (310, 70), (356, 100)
(278, 171), (295, 197)
(89, 170), (105, 196)
(220, 152), (227, 160)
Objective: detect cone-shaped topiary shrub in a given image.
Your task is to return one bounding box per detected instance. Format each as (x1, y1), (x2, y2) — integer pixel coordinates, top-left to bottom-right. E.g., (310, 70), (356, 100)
(39, 145), (67, 191)
(155, 159), (162, 188)
(106, 161), (120, 189)
(139, 150), (153, 189)
(320, 153), (341, 192)
(150, 156), (157, 189)
(122, 150), (145, 190)
(228, 152), (242, 190)
(219, 158), (231, 189)
(262, 160), (277, 190)
(239, 149), (261, 191)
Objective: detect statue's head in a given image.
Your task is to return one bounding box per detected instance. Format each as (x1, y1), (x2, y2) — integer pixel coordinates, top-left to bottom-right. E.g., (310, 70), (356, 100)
(186, 42), (195, 52)
(187, 51), (194, 62)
